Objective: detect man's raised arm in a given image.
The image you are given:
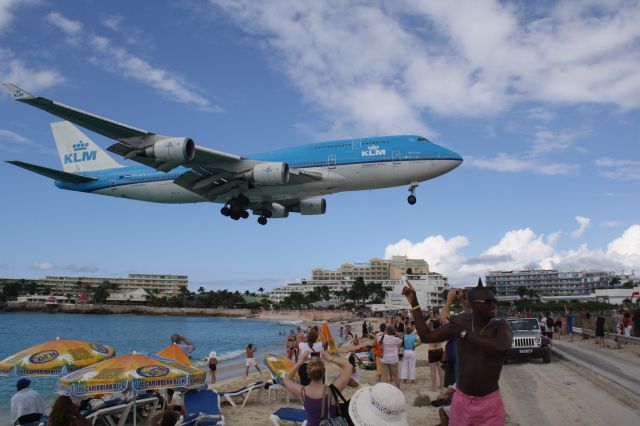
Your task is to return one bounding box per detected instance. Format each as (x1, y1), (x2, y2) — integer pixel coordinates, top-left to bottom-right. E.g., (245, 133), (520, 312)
(403, 281), (452, 343)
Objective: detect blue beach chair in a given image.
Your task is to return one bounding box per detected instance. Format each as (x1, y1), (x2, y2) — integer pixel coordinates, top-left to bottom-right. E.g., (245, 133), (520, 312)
(270, 407), (307, 425)
(183, 389), (225, 425)
(82, 398), (131, 426)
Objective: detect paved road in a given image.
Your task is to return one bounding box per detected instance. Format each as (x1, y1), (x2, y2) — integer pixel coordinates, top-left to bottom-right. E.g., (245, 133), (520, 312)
(499, 353), (640, 425)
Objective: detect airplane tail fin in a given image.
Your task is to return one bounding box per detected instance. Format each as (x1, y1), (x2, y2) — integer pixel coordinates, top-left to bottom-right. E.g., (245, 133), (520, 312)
(51, 121), (123, 173)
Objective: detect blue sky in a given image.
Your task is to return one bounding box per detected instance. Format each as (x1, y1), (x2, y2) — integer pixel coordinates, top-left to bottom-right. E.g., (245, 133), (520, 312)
(1, 0), (639, 290)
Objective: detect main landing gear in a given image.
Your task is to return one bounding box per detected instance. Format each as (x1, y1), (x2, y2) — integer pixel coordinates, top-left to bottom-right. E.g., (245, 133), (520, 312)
(220, 195), (273, 225)
(407, 183), (418, 205)
(220, 195), (250, 221)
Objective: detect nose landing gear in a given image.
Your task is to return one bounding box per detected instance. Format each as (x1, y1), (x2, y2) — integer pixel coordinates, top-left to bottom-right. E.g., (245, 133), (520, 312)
(407, 182), (418, 205)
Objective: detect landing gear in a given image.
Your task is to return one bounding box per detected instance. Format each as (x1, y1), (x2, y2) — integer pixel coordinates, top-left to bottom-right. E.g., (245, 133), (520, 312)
(258, 216), (267, 225)
(220, 195), (250, 221)
(407, 182), (418, 205)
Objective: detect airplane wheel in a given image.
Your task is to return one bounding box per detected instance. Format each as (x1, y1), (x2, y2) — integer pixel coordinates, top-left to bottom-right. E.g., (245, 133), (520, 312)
(258, 216), (267, 225)
(230, 213), (240, 220)
(240, 210), (249, 219)
(408, 195), (417, 205)
(220, 206), (231, 217)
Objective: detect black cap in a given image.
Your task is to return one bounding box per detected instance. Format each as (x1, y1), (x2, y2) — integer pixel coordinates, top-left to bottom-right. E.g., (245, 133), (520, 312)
(16, 378), (30, 391)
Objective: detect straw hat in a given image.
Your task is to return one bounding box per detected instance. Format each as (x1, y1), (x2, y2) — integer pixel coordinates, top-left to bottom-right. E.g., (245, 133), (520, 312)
(348, 383), (408, 426)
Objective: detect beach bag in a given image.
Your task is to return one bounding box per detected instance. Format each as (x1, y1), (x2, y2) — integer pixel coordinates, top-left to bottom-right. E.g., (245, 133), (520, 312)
(373, 335), (384, 358)
(319, 385), (353, 426)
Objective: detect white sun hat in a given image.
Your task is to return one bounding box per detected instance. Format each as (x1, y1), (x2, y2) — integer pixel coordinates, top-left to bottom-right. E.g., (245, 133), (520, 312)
(209, 351), (217, 358)
(348, 382), (408, 426)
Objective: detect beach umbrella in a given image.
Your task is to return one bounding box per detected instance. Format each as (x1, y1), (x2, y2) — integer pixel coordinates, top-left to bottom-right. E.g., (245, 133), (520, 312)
(263, 353), (298, 384)
(56, 352), (205, 397)
(319, 323), (338, 354)
(57, 352), (206, 426)
(157, 343), (192, 365)
(0, 337), (115, 376)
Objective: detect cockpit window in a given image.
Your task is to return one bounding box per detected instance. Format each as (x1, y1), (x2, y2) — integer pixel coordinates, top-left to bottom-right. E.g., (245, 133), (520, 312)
(417, 137), (430, 142)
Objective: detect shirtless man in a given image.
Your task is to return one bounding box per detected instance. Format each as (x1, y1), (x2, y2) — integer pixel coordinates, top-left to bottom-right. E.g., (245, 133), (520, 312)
(403, 278), (512, 426)
(170, 334), (195, 354)
(245, 343), (262, 376)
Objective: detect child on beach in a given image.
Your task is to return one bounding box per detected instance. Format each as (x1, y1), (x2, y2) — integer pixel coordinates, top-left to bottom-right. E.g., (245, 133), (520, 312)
(245, 343), (262, 376)
(208, 351), (217, 384)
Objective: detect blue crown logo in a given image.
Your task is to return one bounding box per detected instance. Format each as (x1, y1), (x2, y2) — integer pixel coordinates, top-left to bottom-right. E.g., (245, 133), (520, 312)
(73, 141), (89, 151)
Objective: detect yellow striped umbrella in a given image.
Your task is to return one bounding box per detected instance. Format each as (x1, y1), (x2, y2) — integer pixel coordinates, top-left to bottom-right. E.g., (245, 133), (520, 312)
(319, 323), (338, 354)
(0, 338), (115, 376)
(156, 343), (192, 365)
(56, 352), (205, 397)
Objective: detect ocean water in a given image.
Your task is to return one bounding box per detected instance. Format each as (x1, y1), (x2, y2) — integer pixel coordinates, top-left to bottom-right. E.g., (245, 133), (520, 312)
(0, 312), (302, 421)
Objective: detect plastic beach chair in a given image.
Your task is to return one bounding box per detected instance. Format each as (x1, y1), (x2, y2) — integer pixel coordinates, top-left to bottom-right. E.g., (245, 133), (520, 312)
(215, 380), (264, 408)
(126, 392), (160, 424)
(183, 389), (225, 425)
(270, 407), (307, 426)
(19, 416), (47, 426)
(83, 398), (131, 426)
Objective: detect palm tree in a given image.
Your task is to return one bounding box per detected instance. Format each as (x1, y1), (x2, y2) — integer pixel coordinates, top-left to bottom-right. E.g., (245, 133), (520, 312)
(516, 286), (528, 300)
(258, 287), (264, 295)
(197, 286), (205, 294)
(609, 277), (621, 288)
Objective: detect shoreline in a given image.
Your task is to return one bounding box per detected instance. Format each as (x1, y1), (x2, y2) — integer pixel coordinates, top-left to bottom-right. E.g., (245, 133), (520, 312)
(0, 303), (356, 322)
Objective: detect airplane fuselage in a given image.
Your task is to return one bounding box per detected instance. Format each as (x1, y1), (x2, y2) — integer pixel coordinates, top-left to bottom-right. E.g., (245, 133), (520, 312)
(54, 135), (462, 204)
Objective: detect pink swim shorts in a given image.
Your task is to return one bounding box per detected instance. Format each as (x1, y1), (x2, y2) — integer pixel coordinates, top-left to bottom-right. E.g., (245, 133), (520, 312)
(449, 388), (505, 426)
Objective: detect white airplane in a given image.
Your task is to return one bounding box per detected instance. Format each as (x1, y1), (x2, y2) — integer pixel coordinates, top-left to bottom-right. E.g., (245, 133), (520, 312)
(3, 83), (463, 225)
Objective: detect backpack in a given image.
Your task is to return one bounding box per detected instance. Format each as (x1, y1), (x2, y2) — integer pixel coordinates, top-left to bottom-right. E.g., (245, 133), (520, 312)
(546, 317), (554, 329)
(373, 334), (384, 358)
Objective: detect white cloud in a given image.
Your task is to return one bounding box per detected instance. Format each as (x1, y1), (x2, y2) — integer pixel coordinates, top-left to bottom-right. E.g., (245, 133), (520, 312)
(45, 12), (222, 112)
(0, 48), (63, 91)
(45, 11), (82, 35)
(466, 153), (578, 175)
(0, 0), (29, 32)
(596, 157), (640, 180)
(63, 264), (99, 273)
(571, 216), (591, 239)
(30, 262), (56, 271)
(212, 0), (640, 136)
(384, 224), (640, 285)
(528, 128), (590, 157)
(102, 14), (122, 31)
(527, 108), (556, 121)
(384, 234), (469, 278)
(600, 220), (624, 228)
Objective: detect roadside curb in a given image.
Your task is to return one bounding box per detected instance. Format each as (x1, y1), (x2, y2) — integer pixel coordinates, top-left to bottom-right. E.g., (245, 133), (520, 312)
(551, 344), (639, 398)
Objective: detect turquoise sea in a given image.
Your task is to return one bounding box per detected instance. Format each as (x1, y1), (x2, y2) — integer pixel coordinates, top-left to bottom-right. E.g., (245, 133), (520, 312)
(0, 312), (301, 423)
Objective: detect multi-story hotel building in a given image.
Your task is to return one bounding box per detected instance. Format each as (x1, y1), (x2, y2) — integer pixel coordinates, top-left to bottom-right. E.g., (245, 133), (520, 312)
(311, 256), (429, 282)
(40, 274), (188, 298)
(486, 269), (633, 297)
(270, 271), (448, 310)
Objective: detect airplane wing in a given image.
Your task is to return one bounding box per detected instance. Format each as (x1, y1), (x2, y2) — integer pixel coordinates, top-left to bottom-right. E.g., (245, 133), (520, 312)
(7, 161), (97, 184)
(2, 83), (243, 165)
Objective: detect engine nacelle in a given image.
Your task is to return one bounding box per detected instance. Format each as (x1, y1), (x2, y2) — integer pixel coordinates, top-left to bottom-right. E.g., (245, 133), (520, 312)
(270, 203), (289, 218)
(299, 198), (326, 215)
(250, 162), (289, 185)
(145, 137), (195, 163)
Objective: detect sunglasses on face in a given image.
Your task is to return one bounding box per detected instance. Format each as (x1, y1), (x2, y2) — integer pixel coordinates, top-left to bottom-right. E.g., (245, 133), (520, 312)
(472, 298), (498, 305)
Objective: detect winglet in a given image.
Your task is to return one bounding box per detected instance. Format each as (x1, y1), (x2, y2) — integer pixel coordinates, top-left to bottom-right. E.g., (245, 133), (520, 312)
(2, 83), (35, 100)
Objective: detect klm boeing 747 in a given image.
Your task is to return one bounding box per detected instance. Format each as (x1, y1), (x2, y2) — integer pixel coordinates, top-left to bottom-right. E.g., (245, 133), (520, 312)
(3, 83), (462, 225)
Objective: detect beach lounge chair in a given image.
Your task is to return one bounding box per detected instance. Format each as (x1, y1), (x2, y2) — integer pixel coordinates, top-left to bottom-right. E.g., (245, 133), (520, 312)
(216, 380), (264, 408)
(183, 388), (225, 425)
(266, 380), (291, 404)
(82, 398), (131, 426)
(127, 392), (160, 424)
(269, 407), (307, 426)
(18, 416), (47, 426)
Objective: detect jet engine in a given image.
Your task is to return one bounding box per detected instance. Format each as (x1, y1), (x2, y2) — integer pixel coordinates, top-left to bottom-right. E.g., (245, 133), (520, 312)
(249, 162), (289, 185)
(270, 203), (289, 218)
(299, 197), (326, 215)
(145, 137), (195, 162)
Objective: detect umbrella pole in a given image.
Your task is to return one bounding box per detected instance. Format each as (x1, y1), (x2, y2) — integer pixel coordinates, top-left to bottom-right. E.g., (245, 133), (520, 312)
(133, 389), (137, 426)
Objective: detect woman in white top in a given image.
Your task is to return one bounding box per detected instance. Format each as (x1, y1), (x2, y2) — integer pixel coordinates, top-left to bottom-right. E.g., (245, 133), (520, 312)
(379, 325), (403, 388)
(298, 328), (323, 385)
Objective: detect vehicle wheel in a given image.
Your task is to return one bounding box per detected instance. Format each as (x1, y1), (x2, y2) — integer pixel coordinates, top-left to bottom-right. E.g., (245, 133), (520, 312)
(258, 216), (267, 225)
(542, 350), (551, 363)
(240, 210), (249, 219)
(408, 194), (417, 205)
(220, 206), (231, 217)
